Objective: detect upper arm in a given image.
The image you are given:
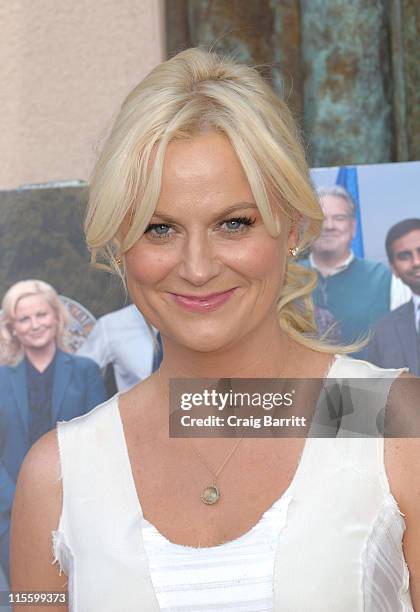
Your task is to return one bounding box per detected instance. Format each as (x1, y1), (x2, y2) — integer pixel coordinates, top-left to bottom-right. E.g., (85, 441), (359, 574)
(10, 430), (68, 611)
(385, 374), (420, 608)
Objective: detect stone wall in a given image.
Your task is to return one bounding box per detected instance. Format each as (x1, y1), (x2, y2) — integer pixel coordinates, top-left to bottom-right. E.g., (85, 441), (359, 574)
(0, 185), (124, 317)
(166, 0), (420, 167)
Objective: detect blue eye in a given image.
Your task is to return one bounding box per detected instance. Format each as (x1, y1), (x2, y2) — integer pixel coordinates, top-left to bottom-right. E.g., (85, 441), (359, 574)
(222, 216), (256, 232)
(225, 219), (243, 230)
(145, 223), (173, 238)
(154, 225), (170, 235)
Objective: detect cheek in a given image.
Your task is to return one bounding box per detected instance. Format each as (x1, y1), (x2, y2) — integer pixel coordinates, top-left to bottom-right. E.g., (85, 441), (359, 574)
(346, 224), (355, 237)
(125, 243), (178, 286)
(223, 238), (284, 280)
(14, 324), (30, 339)
(395, 263), (410, 276)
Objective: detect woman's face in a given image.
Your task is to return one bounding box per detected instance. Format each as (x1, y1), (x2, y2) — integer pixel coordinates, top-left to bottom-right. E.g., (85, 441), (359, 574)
(13, 294), (58, 352)
(125, 132), (295, 352)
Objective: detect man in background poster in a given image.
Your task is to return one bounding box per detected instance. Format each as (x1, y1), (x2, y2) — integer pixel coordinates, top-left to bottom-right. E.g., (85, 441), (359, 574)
(366, 219), (420, 374)
(304, 185), (392, 345)
(77, 304), (162, 392)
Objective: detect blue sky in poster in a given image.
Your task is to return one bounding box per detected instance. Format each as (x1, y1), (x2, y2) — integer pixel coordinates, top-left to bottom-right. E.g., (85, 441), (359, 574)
(310, 161), (420, 265)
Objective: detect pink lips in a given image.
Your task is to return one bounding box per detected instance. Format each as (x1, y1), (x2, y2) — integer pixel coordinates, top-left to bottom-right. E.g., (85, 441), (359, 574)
(170, 288), (237, 312)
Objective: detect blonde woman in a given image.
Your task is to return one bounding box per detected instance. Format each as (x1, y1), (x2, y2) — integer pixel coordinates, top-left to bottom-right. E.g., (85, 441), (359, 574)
(0, 280), (106, 584)
(11, 50), (419, 610)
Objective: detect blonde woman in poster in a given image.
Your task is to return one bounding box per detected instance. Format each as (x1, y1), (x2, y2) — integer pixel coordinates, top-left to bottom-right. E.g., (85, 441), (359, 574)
(0, 280), (106, 584)
(10, 50), (419, 610)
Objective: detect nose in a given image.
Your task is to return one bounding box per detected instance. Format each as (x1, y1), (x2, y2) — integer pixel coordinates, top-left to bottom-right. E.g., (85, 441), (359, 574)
(30, 316), (41, 330)
(177, 232), (222, 286)
(323, 215), (335, 230)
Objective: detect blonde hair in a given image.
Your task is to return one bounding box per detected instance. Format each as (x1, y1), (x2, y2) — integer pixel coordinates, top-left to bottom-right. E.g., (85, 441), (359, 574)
(86, 47), (353, 353)
(0, 280), (69, 365)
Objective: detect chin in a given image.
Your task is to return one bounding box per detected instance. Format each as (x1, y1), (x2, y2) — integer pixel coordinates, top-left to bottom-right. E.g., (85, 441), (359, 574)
(27, 339), (47, 347)
(318, 241), (338, 251)
(26, 336), (55, 350)
(169, 325), (242, 354)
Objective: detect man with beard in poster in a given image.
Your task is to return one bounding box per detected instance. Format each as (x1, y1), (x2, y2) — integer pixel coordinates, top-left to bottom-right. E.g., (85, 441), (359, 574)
(366, 218), (420, 375)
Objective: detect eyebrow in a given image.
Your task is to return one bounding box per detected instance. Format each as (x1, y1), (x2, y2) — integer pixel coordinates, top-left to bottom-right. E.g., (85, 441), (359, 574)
(150, 202), (258, 224)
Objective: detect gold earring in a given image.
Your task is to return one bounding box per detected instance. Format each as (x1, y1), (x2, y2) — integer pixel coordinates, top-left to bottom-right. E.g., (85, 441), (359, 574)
(115, 256), (122, 266)
(289, 246), (298, 257)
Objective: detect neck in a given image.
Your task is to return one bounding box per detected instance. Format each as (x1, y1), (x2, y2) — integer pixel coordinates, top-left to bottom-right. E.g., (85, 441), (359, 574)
(159, 316), (293, 381)
(25, 343), (56, 372)
(312, 249), (351, 275)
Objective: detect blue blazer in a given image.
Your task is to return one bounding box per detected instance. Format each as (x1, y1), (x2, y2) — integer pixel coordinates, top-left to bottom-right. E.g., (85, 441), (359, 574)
(365, 300), (419, 375)
(0, 348), (106, 577)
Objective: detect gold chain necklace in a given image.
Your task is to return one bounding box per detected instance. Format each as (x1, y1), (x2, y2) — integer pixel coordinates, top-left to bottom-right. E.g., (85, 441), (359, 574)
(157, 334), (292, 505)
(189, 437), (243, 505)
(157, 368), (244, 505)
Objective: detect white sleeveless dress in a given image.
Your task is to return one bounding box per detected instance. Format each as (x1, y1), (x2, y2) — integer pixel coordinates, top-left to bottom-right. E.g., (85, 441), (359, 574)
(52, 356), (414, 611)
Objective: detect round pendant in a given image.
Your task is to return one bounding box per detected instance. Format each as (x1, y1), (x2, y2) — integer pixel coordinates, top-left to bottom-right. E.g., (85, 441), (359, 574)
(201, 485), (220, 505)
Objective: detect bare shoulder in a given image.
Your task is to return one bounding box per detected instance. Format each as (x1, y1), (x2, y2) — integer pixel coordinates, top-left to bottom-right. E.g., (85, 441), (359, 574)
(385, 372), (420, 499)
(14, 429), (61, 494)
(385, 373), (420, 607)
(290, 344), (336, 378)
(385, 372), (420, 452)
(118, 372), (164, 436)
(10, 429), (66, 605)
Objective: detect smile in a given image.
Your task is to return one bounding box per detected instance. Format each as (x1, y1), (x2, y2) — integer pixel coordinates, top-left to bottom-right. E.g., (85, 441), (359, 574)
(169, 288), (237, 313)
